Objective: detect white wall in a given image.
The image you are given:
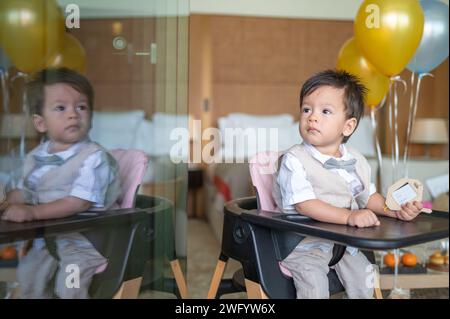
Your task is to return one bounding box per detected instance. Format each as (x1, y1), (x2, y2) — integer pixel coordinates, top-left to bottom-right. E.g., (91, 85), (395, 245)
(57, 0), (450, 19)
(57, 0), (189, 18)
(190, 0), (363, 20)
(57, 0), (362, 19)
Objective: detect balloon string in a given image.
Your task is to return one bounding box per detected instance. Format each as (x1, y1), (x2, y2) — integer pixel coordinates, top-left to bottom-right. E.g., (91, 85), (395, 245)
(370, 108), (383, 173)
(393, 81), (400, 180)
(388, 80), (395, 184)
(403, 72), (416, 178)
(0, 68), (9, 113)
(389, 76), (407, 180)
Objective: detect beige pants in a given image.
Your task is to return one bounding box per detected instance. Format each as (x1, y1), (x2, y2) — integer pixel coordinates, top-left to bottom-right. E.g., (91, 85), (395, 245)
(16, 233), (107, 299)
(281, 240), (375, 299)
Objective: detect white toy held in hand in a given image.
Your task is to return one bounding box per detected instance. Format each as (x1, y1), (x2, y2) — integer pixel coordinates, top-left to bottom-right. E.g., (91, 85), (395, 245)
(386, 178), (432, 214)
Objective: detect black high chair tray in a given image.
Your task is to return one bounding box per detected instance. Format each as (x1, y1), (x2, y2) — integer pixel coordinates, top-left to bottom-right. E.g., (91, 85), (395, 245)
(0, 195), (168, 244)
(227, 198), (449, 250)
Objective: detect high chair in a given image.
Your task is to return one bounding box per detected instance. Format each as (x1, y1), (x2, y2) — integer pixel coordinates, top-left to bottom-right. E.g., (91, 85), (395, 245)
(207, 151), (449, 299)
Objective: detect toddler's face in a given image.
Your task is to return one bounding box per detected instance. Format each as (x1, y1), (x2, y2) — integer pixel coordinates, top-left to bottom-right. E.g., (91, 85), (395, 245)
(33, 83), (91, 150)
(299, 85), (356, 156)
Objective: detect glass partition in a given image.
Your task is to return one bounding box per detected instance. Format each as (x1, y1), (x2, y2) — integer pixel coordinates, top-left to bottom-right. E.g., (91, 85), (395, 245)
(0, 0), (188, 299)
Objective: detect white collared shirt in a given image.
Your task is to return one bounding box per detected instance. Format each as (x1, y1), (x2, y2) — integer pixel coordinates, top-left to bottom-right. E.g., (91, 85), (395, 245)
(277, 142), (376, 256)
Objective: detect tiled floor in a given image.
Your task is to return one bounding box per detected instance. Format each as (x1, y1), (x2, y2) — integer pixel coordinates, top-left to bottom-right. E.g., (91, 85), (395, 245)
(186, 219), (245, 299)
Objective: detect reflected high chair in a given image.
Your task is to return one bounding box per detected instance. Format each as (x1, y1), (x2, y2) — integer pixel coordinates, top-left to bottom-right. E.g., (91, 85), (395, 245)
(5, 149), (187, 299)
(88, 149), (187, 298)
(208, 151), (449, 299)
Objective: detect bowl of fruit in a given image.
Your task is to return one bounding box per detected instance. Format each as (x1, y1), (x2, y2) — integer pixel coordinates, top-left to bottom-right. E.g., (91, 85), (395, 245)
(380, 251), (426, 274)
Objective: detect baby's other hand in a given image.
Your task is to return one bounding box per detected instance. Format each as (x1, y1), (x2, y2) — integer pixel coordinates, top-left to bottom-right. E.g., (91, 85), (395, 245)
(1, 204), (35, 223)
(347, 209), (380, 228)
(395, 201), (422, 221)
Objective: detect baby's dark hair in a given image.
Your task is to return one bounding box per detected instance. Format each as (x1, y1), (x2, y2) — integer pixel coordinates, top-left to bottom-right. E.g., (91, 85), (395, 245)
(25, 68), (94, 115)
(299, 69), (367, 143)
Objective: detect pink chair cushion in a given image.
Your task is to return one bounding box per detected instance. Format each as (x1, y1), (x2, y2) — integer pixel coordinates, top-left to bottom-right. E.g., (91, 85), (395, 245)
(110, 149), (149, 209)
(249, 151), (280, 212)
(94, 149), (149, 274)
(250, 151), (294, 277)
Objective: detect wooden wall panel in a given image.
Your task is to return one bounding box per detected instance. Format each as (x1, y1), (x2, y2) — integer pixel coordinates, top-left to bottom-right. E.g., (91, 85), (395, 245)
(193, 15), (355, 121)
(70, 18), (156, 114)
(189, 14), (449, 158)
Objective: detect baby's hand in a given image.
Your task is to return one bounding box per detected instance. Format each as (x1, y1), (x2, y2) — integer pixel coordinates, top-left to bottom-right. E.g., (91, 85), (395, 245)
(394, 201), (423, 221)
(1, 204), (35, 223)
(347, 209), (380, 228)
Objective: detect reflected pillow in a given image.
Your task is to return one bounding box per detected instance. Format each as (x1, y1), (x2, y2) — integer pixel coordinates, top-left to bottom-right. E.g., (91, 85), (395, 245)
(134, 119), (189, 158)
(89, 110), (145, 149)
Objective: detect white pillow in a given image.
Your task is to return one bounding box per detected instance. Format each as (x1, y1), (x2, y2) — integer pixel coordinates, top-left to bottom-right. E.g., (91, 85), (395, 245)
(426, 174), (449, 199)
(278, 122), (302, 152)
(133, 118), (189, 158)
(226, 113), (294, 129)
(152, 112), (189, 128)
(217, 117), (232, 138)
(133, 120), (154, 154)
(346, 116), (376, 157)
(219, 121), (302, 159)
(89, 110), (145, 149)
(218, 113), (295, 150)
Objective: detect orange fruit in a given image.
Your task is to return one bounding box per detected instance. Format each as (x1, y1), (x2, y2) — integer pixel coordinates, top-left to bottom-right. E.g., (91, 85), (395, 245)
(1, 246), (17, 260)
(384, 253), (401, 268)
(401, 252), (417, 267)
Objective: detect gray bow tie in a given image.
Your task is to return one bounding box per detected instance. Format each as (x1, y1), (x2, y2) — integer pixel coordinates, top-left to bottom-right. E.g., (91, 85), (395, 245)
(33, 154), (65, 168)
(323, 158), (356, 173)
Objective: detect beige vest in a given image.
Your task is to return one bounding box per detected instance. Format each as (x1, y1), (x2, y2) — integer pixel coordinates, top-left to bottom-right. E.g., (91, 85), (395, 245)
(22, 142), (121, 211)
(273, 144), (371, 213)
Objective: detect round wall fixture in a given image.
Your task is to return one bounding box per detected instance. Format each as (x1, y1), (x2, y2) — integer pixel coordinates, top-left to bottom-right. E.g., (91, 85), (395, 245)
(112, 36), (127, 50)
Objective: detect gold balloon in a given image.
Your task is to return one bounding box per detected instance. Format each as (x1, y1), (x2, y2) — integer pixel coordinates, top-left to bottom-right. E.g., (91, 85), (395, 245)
(46, 33), (86, 74)
(0, 0), (65, 74)
(337, 38), (390, 107)
(354, 0), (424, 76)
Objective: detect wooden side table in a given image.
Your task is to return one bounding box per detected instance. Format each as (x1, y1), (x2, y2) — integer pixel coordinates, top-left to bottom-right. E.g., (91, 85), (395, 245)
(380, 271), (449, 290)
(188, 166), (204, 218)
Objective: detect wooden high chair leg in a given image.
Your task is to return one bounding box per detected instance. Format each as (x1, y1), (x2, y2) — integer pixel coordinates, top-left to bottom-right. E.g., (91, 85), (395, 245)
(244, 278), (268, 299)
(207, 255), (229, 299)
(113, 277), (143, 299)
(374, 268), (383, 299)
(170, 259), (188, 299)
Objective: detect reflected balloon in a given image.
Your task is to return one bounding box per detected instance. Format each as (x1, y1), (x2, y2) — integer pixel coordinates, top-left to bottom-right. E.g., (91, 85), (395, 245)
(354, 0), (424, 76)
(46, 33), (86, 74)
(407, 0), (449, 74)
(337, 38), (390, 107)
(0, 0), (65, 74)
